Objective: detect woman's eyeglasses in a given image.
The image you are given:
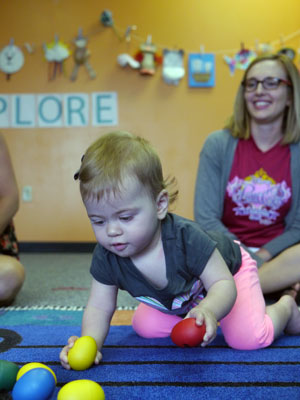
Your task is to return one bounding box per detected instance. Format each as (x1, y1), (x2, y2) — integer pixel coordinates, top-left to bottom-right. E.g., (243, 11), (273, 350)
(242, 77), (292, 92)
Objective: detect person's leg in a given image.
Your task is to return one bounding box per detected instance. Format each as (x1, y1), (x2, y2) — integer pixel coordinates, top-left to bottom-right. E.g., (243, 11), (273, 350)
(220, 247), (274, 350)
(266, 295), (300, 337)
(221, 246), (300, 349)
(132, 303), (182, 338)
(258, 244), (300, 293)
(0, 255), (25, 306)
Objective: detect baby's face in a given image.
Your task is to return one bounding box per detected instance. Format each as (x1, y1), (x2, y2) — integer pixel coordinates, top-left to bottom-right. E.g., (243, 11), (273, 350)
(84, 177), (164, 259)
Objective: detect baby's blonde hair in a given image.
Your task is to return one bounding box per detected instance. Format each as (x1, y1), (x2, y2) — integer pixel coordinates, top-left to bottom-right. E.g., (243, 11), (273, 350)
(76, 131), (178, 205)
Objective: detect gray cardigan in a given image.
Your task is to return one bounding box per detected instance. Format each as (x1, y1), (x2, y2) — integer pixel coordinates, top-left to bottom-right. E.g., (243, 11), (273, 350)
(194, 129), (300, 264)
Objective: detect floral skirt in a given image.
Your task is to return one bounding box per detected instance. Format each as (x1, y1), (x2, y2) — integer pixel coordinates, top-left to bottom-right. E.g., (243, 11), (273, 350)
(0, 221), (19, 258)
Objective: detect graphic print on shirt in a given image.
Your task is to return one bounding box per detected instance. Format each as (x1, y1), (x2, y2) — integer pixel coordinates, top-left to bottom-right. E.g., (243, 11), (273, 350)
(227, 168), (291, 226)
(136, 280), (204, 314)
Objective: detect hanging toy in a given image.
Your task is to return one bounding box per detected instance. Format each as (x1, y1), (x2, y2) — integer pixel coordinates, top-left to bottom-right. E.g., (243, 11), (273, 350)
(254, 40), (273, 56)
(70, 28), (96, 81)
(277, 47), (296, 60)
(224, 43), (256, 76)
(117, 25), (140, 70)
(162, 49), (185, 85)
(0, 39), (24, 80)
(100, 10), (122, 40)
(117, 53), (140, 69)
(124, 25), (137, 42)
(135, 35), (162, 76)
(43, 35), (70, 81)
(276, 35), (296, 61)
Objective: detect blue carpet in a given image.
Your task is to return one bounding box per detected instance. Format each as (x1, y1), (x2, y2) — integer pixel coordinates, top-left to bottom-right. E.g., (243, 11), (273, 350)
(1, 310), (300, 399)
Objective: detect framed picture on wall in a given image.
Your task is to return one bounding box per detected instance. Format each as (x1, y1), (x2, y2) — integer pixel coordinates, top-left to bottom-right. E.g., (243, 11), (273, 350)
(188, 53), (215, 88)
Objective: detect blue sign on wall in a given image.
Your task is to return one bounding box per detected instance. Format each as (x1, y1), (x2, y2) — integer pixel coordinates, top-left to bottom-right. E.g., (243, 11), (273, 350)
(188, 53), (215, 88)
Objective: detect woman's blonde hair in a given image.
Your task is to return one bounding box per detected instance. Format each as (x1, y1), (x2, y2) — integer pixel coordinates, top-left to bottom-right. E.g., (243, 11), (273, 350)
(76, 131), (178, 204)
(225, 54), (300, 144)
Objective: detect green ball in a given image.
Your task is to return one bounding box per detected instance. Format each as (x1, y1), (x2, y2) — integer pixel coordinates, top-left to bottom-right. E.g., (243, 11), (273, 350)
(0, 360), (19, 390)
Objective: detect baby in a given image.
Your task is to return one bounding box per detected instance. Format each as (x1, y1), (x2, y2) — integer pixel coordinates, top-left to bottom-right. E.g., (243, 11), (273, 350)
(60, 131), (300, 369)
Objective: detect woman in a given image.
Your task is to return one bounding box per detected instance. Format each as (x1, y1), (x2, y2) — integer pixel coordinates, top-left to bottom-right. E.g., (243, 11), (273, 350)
(194, 54), (300, 297)
(0, 133), (25, 306)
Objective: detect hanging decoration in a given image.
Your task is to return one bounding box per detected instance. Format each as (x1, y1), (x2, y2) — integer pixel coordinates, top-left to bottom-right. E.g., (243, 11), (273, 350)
(0, 39), (24, 80)
(70, 29), (96, 81)
(43, 35), (70, 80)
(117, 53), (140, 69)
(100, 10), (122, 40)
(134, 35), (162, 76)
(188, 53), (215, 88)
(276, 35), (296, 61)
(124, 25), (137, 42)
(2, 8), (300, 84)
(277, 47), (296, 60)
(116, 23), (140, 70)
(254, 41), (273, 56)
(224, 43), (256, 76)
(24, 42), (35, 54)
(162, 49), (185, 85)
(255, 40), (274, 56)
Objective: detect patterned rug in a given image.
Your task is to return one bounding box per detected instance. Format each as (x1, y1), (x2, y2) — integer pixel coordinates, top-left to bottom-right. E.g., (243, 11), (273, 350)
(1, 309), (300, 400)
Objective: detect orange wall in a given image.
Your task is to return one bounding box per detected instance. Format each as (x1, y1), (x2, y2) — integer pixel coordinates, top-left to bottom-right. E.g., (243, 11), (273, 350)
(1, 0), (300, 242)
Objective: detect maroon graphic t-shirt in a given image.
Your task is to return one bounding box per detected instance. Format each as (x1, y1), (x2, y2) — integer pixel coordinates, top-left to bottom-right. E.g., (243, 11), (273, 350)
(222, 136), (292, 247)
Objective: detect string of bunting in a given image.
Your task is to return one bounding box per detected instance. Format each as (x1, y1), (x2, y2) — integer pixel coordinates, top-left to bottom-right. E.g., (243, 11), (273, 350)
(0, 9), (299, 86)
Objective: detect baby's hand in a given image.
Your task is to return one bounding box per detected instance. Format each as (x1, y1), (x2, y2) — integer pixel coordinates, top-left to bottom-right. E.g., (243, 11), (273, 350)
(60, 336), (103, 370)
(186, 306), (217, 347)
(60, 336), (79, 370)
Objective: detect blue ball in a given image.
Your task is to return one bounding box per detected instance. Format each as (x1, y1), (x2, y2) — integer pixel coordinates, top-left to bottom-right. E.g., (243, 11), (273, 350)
(12, 368), (56, 400)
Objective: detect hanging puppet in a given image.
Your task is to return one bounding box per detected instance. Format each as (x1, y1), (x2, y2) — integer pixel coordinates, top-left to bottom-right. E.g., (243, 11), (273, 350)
(224, 43), (256, 76)
(43, 35), (70, 81)
(0, 39), (24, 80)
(70, 29), (96, 81)
(162, 49), (185, 85)
(134, 35), (162, 75)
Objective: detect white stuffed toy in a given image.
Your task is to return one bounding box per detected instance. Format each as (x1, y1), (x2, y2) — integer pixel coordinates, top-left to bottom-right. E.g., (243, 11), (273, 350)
(162, 49), (185, 85)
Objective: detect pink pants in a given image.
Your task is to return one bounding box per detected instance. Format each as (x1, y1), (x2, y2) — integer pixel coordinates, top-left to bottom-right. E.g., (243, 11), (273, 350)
(132, 246), (274, 350)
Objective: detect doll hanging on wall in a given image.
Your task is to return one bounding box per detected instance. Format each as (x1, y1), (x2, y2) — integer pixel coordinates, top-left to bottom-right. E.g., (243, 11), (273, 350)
(162, 49), (185, 85)
(70, 29), (96, 81)
(135, 35), (162, 75)
(0, 39), (24, 80)
(43, 35), (70, 81)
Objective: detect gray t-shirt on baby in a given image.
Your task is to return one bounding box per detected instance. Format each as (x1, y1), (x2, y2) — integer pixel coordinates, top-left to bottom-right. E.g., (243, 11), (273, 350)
(90, 213), (242, 315)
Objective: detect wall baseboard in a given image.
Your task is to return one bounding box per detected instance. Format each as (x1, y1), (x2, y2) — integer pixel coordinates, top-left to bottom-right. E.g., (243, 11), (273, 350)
(19, 242), (96, 253)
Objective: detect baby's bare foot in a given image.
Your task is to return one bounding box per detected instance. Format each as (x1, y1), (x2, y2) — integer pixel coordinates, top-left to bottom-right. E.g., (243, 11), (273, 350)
(283, 282), (300, 300)
(282, 295), (300, 335)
